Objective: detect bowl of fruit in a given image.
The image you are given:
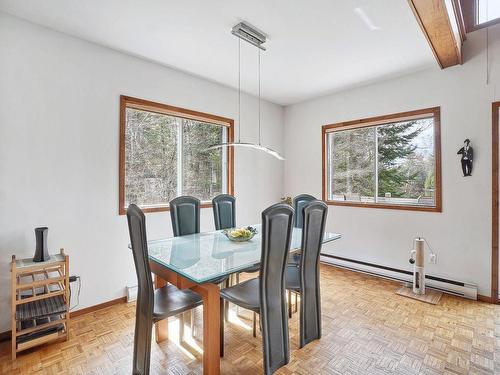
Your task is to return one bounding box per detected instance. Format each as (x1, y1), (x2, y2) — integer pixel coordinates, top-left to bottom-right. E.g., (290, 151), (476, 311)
(222, 226), (258, 242)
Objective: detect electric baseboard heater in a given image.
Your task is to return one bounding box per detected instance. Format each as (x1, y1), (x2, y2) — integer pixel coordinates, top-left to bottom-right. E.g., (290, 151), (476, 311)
(320, 254), (477, 300)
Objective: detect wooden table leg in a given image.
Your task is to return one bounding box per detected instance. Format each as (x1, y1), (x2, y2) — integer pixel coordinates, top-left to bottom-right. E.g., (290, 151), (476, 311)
(193, 283), (220, 375)
(154, 274), (168, 343)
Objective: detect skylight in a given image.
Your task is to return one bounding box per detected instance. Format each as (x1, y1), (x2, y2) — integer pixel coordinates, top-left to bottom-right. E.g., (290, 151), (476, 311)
(477, 0), (500, 24)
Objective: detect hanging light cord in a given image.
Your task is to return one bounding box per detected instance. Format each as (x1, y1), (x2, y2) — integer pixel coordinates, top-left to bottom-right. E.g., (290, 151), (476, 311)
(258, 48), (262, 145)
(487, 27), (490, 85)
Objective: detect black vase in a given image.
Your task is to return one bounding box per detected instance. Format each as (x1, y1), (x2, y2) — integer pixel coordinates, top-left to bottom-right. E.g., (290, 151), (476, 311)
(33, 227), (50, 262)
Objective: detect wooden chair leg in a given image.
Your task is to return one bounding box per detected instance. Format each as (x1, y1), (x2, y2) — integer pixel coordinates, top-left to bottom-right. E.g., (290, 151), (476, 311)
(220, 298), (224, 357)
(294, 292), (298, 313)
(224, 278), (230, 322)
(252, 312), (257, 338)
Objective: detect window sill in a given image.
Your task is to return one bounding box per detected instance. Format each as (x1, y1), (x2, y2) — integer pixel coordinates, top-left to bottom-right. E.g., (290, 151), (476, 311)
(119, 202), (214, 215)
(325, 200), (442, 213)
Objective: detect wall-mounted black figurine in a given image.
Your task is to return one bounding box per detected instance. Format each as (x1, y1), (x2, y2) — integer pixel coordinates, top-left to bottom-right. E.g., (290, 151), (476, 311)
(33, 227), (50, 262)
(457, 139), (473, 177)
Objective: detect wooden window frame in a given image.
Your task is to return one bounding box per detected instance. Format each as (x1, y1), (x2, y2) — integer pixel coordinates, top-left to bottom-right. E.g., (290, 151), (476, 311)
(461, 0), (500, 32)
(321, 107), (442, 212)
(119, 95), (234, 215)
(491, 101), (500, 303)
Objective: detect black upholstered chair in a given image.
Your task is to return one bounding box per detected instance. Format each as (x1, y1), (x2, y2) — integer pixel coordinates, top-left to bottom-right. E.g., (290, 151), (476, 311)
(212, 193), (258, 323)
(126, 204), (203, 375)
(170, 196), (227, 284)
(212, 194), (236, 230)
(293, 194), (316, 229)
(285, 201), (328, 348)
(288, 194), (317, 270)
(220, 203), (294, 375)
(170, 196), (228, 334)
(170, 196), (201, 237)
(212, 194), (259, 275)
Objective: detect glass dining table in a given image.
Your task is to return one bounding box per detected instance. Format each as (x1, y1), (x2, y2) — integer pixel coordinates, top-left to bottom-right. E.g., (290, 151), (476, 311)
(145, 224), (341, 375)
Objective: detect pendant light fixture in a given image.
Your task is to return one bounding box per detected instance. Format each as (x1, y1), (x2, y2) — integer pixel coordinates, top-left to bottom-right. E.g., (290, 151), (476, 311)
(205, 22), (285, 161)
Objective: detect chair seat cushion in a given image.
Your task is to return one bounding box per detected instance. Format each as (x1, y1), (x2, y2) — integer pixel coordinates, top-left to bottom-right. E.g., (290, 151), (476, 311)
(220, 278), (260, 312)
(153, 284), (203, 322)
(285, 265), (301, 291)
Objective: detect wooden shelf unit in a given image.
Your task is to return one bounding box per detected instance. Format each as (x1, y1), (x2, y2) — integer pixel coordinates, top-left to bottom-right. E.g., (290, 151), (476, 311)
(11, 248), (70, 359)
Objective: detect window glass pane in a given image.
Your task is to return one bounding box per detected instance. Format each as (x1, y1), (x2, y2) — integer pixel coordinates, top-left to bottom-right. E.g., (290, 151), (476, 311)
(329, 127), (376, 202)
(477, 0), (500, 24)
(125, 108), (178, 208)
(377, 118), (435, 206)
(182, 119), (225, 201)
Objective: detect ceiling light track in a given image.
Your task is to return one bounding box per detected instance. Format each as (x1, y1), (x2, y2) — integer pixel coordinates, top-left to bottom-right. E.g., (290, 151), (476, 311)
(231, 22), (266, 50)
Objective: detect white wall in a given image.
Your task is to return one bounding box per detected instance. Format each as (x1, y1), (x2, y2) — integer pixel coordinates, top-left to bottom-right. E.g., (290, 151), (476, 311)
(0, 13), (284, 332)
(284, 25), (500, 297)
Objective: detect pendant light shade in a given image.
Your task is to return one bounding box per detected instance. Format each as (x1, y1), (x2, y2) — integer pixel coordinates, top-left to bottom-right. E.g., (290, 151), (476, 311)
(205, 142), (285, 160)
(206, 22), (285, 161)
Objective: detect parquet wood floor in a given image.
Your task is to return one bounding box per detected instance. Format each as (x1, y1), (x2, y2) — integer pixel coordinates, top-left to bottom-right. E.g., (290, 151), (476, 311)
(1, 264), (500, 374)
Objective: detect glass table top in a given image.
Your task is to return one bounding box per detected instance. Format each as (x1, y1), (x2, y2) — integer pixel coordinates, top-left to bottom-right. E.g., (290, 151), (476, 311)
(144, 224), (341, 284)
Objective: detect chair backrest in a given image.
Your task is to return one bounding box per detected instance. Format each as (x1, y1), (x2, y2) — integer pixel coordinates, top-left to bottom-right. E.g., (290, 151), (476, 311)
(126, 204), (154, 374)
(169, 196), (200, 237)
(212, 194), (236, 230)
(259, 203), (294, 374)
(299, 201), (328, 347)
(293, 194), (316, 228)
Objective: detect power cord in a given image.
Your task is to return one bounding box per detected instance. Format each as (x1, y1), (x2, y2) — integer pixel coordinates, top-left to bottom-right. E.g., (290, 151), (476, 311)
(69, 276), (82, 311)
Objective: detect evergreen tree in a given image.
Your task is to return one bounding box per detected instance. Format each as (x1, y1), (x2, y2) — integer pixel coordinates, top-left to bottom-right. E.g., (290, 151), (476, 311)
(377, 120), (423, 198)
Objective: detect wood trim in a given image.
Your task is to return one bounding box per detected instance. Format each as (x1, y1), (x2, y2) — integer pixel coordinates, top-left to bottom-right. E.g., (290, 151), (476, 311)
(452, 0), (467, 43)
(477, 294), (493, 303)
(492, 101), (500, 304)
(460, 0), (500, 32)
(408, 0), (463, 68)
(119, 95), (235, 215)
(121, 96), (234, 127)
(69, 296), (127, 318)
(323, 107), (440, 132)
(460, 0), (475, 31)
(322, 107), (442, 213)
(326, 201), (442, 212)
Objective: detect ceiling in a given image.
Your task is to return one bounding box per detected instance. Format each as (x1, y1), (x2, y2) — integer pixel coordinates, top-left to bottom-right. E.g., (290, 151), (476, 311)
(0, 0), (436, 105)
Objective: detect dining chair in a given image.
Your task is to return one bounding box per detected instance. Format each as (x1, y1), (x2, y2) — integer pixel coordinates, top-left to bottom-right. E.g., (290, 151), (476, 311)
(170, 196), (201, 237)
(212, 194), (236, 230)
(170, 196), (228, 335)
(212, 193), (259, 322)
(170, 196), (228, 288)
(212, 193), (260, 272)
(220, 203), (294, 375)
(285, 201), (328, 348)
(293, 194), (316, 228)
(288, 194), (317, 271)
(126, 204), (203, 375)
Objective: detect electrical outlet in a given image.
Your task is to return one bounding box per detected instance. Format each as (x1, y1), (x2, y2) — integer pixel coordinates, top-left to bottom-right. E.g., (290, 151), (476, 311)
(69, 275), (79, 283)
(429, 254), (437, 264)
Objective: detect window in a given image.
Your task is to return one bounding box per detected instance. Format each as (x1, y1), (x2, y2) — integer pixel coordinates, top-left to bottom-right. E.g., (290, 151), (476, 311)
(462, 0), (500, 31)
(119, 96), (234, 214)
(476, 0), (500, 25)
(322, 107), (441, 212)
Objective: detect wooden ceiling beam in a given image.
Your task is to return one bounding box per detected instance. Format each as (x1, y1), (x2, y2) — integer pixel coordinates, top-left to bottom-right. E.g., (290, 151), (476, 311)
(408, 0), (465, 69)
